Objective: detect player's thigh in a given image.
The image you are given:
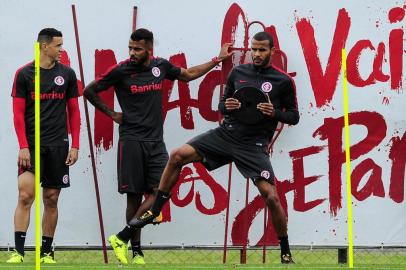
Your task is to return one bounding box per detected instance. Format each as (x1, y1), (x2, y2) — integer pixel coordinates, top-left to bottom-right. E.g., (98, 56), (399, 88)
(17, 171), (35, 197)
(42, 145), (70, 189)
(233, 145), (275, 184)
(117, 140), (145, 194)
(255, 178), (278, 198)
(144, 141), (168, 190)
(187, 129), (232, 170)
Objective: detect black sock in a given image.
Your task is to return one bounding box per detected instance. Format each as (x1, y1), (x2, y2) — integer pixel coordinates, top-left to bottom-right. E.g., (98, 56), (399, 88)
(131, 241), (143, 257)
(116, 225), (135, 243)
(41, 236), (53, 255)
(279, 236), (291, 255)
(151, 190), (170, 216)
(15, 231), (26, 256)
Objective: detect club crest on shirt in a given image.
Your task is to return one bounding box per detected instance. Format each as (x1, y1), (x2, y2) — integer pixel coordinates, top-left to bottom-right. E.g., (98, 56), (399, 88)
(261, 82), (272, 93)
(260, 170), (271, 179)
(152, 67), (161, 77)
(62, 174), (69, 184)
(54, 76), (65, 86)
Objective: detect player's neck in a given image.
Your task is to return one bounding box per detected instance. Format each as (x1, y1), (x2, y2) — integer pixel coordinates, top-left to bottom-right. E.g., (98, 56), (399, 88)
(141, 58), (151, 68)
(254, 62), (272, 71)
(39, 54), (56, 69)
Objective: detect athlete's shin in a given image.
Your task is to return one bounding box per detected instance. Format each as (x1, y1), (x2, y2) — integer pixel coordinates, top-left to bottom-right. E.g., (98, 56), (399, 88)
(42, 188), (60, 237)
(267, 196), (288, 237)
(150, 190), (171, 216)
(15, 172), (35, 231)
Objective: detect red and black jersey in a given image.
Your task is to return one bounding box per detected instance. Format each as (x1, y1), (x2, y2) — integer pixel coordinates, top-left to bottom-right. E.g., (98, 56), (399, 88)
(218, 63), (300, 145)
(11, 61), (79, 147)
(95, 57), (181, 141)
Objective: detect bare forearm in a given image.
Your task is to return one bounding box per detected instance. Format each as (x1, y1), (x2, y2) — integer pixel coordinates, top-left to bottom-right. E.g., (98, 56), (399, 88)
(178, 60), (218, 82)
(83, 81), (115, 117)
(178, 43), (233, 82)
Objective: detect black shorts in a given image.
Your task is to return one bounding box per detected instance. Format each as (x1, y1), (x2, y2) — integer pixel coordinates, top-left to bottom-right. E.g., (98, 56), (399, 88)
(117, 140), (168, 194)
(18, 145), (70, 189)
(187, 128), (275, 184)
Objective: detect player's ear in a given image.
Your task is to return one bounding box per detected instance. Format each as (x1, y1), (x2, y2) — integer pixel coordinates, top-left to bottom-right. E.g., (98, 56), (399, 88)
(39, 42), (47, 50)
(147, 42), (153, 55)
(270, 47), (275, 55)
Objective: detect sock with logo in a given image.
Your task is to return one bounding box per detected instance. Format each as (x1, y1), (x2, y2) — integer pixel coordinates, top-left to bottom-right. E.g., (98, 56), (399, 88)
(279, 236), (291, 255)
(15, 231), (26, 256)
(131, 240), (143, 257)
(41, 236), (53, 256)
(151, 190), (170, 216)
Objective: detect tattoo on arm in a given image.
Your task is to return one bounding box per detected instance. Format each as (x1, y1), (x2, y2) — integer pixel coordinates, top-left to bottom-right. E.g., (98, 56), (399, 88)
(83, 81), (115, 117)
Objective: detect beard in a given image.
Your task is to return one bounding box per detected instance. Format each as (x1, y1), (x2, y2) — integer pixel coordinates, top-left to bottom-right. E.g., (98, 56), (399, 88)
(131, 53), (149, 66)
(252, 55), (271, 68)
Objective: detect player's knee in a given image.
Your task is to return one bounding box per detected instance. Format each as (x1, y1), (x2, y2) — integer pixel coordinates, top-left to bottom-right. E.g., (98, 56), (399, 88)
(43, 193), (59, 208)
(18, 191), (34, 207)
(169, 148), (187, 166)
(264, 193), (280, 208)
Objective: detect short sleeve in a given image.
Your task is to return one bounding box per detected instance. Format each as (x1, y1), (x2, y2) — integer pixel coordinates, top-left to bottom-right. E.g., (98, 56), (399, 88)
(162, 59), (181, 81)
(11, 69), (27, 98)
(95, 64), (123, 91)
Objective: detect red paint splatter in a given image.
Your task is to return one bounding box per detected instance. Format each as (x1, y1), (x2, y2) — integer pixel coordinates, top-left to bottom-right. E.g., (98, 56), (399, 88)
(388, 7), (405, 23)
(296, 9), (351, 107)
(389, 132), (406, 203)
(313, 111), (387, 216)
(94, 49), (116, 151)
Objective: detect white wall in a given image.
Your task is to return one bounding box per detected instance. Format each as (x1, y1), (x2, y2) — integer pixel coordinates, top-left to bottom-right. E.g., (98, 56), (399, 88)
(0, 0), (405, 247)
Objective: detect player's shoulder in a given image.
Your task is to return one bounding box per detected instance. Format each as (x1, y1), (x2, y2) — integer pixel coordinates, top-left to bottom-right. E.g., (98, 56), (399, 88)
(229, 64), (256, 78)
(55, 63), (79, 81)
(271, 64), (294, 84)
(57, 62), (75, 72)
(15, 61), (34, 77)
(150, 56), (168, 66)
(110, 58), (132, 71)
(233, 63), (253, 72)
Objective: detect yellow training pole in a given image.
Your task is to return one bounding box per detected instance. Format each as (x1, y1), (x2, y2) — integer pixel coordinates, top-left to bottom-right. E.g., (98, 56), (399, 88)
(34, 42), (41, 270)
(342, 48), (354, 268)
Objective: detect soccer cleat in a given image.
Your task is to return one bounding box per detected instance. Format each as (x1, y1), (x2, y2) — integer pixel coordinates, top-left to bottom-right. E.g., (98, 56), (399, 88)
(132, 251), (146, 265)
(40, 252), (56, 264)
(281, 253), (295, 264)
(6, 250), (24, 263)
(108, 234), (128, 265)
(130, 210), (156, 228)
(152, 211), (163, 225)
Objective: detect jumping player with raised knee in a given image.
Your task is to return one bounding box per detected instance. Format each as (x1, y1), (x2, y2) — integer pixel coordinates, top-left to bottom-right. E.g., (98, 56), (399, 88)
(131, 31), (299, 264)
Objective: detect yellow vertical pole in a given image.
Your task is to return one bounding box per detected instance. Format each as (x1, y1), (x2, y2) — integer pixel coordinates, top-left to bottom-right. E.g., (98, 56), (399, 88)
(34, 42), (41, 270)
(342, 48), (354, 268)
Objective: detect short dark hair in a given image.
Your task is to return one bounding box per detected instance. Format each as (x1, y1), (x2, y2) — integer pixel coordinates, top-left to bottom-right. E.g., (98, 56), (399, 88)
(130, 28), (154, 44)
(252, 31), (274, 48)
(37, 28), (62, 44)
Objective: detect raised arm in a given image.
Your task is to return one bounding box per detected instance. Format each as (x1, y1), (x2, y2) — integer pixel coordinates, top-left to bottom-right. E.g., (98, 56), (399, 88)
(177, 43), (233, 82)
